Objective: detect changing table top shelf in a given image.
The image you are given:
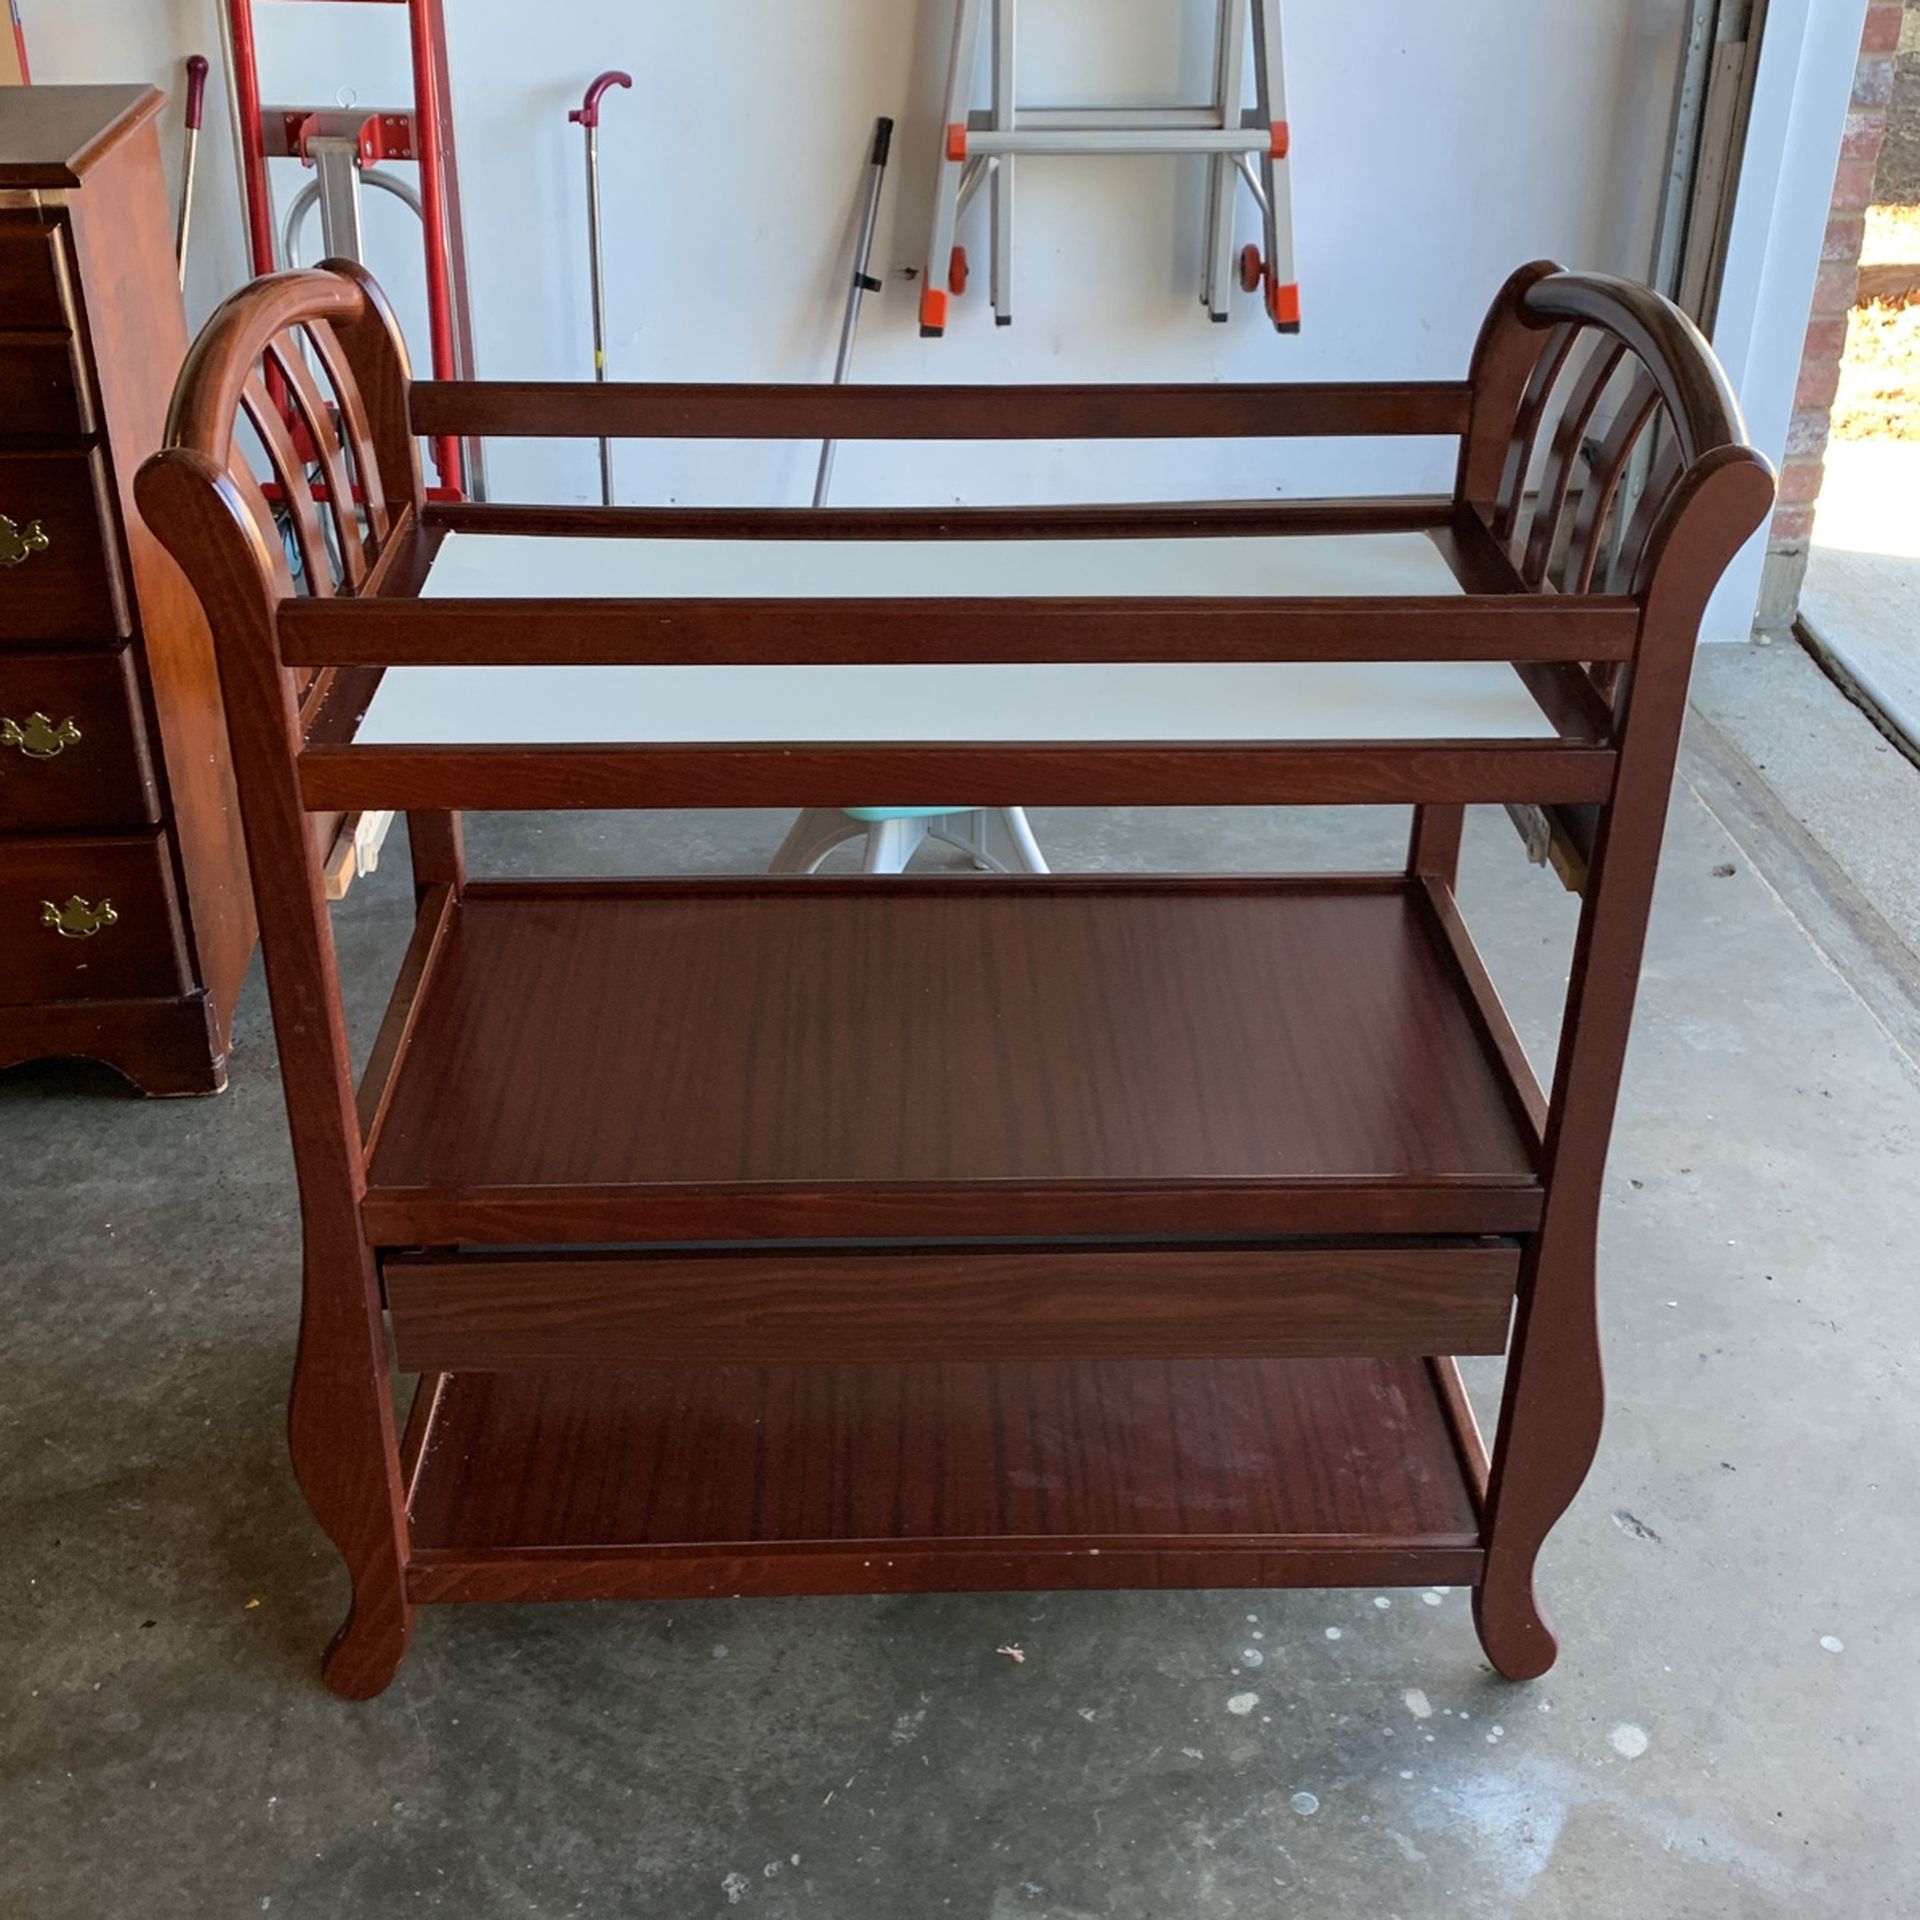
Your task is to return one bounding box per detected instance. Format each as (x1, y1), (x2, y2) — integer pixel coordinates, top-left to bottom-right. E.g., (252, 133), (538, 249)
(344, 523), (1568, 752)
(417, 525), (1467, 601)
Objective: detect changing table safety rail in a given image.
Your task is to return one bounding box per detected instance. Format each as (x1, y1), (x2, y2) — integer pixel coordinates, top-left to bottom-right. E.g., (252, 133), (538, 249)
(139, 260), (1761, 824)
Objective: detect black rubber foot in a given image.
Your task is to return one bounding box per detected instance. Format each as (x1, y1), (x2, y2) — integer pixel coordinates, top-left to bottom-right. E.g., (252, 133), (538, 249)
(995, 315), (1011, 326)
(919, 325), (944, 339)
(1277, 321), (1301, 334)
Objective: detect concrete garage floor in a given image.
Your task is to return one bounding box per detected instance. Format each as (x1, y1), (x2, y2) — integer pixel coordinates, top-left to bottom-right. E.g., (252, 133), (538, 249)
(5, 669), (1920, 1917)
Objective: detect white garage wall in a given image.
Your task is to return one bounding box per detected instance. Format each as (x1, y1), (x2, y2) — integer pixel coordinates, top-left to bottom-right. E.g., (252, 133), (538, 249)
(22, 0), (1690, 512)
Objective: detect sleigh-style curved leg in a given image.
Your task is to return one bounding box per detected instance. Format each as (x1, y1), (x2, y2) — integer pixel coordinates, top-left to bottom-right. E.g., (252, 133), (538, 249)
(320, 1566), (413, 1699)
(1474, 1552), (1559, 1681)
(1473, 1223), (1604, 1682)
(288, 1227), (414, 1699)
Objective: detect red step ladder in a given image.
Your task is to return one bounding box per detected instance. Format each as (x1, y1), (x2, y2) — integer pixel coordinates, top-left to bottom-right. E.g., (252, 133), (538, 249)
(219, 0), (479, 496)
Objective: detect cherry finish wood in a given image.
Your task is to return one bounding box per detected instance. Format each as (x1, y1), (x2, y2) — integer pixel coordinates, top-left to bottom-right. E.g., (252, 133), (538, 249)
(139, 258), (1775, 1694)
(434, 494), (1456, 543)
(0, 645), (159, 831)
(0, 830), (190, 1004)
(354, 876), (455, 1155)
(409, 378), (1476, 443)
(362, 881), (1541, 1246)
(0, 449), (129, 641)
(0, 88), (254, 1095)
(384, 1239), (1521, 1372)
(0, 331), (95, 439)
(137, 259), (436, 1697)
(279, 589), (1643, 671)
(0, 221), (79, 328)
(402, 1357), (1486, 1605)
(1416, 876), (1549, 1145)
(302, 739), (1618, 818)
(0, 994), (225, 1097)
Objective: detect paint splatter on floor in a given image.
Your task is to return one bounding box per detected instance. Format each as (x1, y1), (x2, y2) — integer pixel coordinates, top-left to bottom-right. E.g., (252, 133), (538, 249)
(1609, 1724), (1650, 1759)
(1290, 1792), (1320, 1815)
(1403, 1688), (1433, 1720)
(1226, 1692), (1260, 1716)
(1820, 1635), (1845, 1653)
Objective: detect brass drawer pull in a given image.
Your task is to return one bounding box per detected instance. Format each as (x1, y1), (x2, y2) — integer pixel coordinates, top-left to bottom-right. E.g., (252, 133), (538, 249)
(2, 712), (82, 759)
(40, 895), (118, 939)
(0, 515), (52, 568)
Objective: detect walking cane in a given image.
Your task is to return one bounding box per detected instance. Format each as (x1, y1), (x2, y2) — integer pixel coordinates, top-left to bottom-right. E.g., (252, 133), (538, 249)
(570, 70), (632, 506)
(175, 54), (210, 288)
(813, 117), (894, 509)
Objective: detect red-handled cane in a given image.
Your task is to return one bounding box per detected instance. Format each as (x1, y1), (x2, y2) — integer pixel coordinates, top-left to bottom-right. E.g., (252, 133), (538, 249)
(570, 70), (632, 506)
(175, 54), (210, 289)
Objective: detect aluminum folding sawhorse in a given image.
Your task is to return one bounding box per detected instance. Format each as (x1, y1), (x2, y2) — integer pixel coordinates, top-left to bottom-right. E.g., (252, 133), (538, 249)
(920, 0), (1298, 336)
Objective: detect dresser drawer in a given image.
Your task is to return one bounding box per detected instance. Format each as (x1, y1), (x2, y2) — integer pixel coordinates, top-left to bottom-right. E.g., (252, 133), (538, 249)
(0, 832), (189, 1005)
(0, 220), (78, 332)
(0, 449), (128, 641)
(0, 647), (158, 831)
(0, 330), (95, 439)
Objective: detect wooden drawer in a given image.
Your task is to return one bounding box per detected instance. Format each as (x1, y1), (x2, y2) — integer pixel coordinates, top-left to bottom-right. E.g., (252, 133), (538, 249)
(0, 647), (158, 831)
(384, 1239), (1523, 1373)
(0, 330), (95, 439)
(0, 220), (77, 332)
(0, 449), (128, 641)
(0, 831), (189, 1005)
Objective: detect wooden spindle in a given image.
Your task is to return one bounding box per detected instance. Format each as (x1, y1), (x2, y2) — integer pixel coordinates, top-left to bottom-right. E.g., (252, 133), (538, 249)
(223, 446), (297, 601)
(1491, 323), (1578, 546)
(1560, 375), (1661, 596)
(240, 372), (334, 595)
(304, 317), (392, 547)
(1608, 431), (1685, 595)
(267, 331), (368, 592)
(1520, 340), (1627, 590)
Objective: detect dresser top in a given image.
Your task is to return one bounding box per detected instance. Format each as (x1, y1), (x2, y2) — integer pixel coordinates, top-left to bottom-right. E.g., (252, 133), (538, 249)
(0, 84), (164, 189)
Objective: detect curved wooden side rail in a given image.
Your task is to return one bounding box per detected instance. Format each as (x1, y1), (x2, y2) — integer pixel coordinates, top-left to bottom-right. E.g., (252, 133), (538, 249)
(139, 267), (431, 1698)
(1459, 261), (1760, 610)
(162, 260), (422, 607)
(1450, 268), (1776, 1677)
(1520, 271), (1745, 463)
(1470, 444), (1775, 1678)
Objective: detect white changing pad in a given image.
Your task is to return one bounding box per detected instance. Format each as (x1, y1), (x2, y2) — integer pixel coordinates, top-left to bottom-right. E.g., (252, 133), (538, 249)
(352, 527), (1552, 748)
(420, 528), (1466, 601)
(357, 660), (1555, 747)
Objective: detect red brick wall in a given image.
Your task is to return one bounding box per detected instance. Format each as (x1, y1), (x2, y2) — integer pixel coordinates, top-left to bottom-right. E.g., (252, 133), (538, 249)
(1768, 0), (1900, 564)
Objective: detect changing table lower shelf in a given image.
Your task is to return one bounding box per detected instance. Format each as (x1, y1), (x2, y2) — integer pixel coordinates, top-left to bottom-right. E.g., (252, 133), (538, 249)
(400, 1355), (1486, 1604)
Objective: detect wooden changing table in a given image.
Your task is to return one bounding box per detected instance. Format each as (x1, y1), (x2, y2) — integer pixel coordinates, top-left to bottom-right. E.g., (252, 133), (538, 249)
(138, 261), (1772, 1698)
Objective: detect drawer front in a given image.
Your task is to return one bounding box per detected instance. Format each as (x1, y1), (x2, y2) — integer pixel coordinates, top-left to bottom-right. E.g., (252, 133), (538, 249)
(0, 331), (95, 439)
(0, 449), (128, 641)
(0, 832), (189, 1005)
(0, 220), (78, 332)
(0, 647), (159, 831)
(385, 1240), (1524, 1372)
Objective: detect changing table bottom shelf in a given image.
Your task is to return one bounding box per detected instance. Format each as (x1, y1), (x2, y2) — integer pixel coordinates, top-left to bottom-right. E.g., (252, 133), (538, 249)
(401, 1355), (1486, 1605)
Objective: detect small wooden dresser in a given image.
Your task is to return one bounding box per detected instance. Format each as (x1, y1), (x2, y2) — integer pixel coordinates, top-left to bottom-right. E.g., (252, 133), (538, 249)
(1, 86), (250, 1094)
